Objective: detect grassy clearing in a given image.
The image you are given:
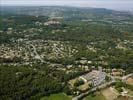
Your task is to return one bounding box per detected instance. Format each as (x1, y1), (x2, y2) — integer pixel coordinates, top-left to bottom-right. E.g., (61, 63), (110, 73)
(116, 96), (133, 100)
(78, 83), (90, 91)
(102, 88), (118, 100)
(69, 78), (78, 87)
(84, 92), (106, 100)
(40, 93), (72, 100)
(127, 89), (133, 96)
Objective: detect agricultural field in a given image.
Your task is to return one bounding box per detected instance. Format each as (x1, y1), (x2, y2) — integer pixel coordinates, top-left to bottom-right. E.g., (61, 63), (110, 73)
(101, 88), (119, 100)
(126, 77), (133, 85)
(116, 96), (133, 100)
(83, 92), (106, 100)
(40, 93), (72, 100)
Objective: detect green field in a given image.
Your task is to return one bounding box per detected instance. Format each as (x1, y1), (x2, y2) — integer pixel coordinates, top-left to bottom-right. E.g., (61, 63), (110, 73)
(40, 93), (72, 100)
(84, 92), (106, 100)
(116, 96), (133, 100)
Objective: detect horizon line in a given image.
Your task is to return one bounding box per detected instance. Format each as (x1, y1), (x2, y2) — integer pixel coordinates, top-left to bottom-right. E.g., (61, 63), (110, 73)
(1, 5), (132, 12)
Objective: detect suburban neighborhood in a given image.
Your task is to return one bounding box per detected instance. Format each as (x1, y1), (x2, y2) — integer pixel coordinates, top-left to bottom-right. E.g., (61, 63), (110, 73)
(0, 5), (133, 100)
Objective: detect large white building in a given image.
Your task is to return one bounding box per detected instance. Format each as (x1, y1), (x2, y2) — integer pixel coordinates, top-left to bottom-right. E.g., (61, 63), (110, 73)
(80, 67), (106, 86)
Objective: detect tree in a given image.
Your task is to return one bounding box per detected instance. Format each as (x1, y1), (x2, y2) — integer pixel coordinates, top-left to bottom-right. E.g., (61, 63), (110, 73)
(105, 76), (110, 82)
(74, 79), (84, 87)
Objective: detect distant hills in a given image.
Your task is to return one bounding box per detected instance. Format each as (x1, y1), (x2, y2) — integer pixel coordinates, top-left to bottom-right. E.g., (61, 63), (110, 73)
(0, 6), (128, 15)
(1, 6), (132, 22)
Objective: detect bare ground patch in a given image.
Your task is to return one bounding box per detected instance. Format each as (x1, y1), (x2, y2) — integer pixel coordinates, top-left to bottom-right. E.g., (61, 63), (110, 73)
(102, 87), (119, 100)
(126, 77), (133, 85)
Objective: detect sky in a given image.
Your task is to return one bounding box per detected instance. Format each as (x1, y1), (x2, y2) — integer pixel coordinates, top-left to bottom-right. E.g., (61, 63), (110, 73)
(1, 0), (133, 11)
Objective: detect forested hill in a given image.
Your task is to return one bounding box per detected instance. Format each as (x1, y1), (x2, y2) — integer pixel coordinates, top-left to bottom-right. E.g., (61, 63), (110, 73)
(0, 6), (115, 14)
(0, 6), (130, 17)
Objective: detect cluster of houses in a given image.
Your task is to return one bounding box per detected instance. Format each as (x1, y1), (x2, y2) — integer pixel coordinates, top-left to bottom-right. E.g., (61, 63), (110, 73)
(44, 19), (60, 26)
(34, 18), (60, 26)
(111, 68), (125, 76)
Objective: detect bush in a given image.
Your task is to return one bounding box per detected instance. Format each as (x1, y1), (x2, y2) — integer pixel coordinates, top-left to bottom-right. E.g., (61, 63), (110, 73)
(74, 79), (84, 87)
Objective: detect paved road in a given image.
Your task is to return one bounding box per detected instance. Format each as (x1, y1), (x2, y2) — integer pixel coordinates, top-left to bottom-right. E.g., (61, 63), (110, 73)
(122, 73), (133, 81)
(106, 73), (133, 81)
(28, 43), (45, 63)
(72, 80), (115, 100)
(72, 73), (133, 100)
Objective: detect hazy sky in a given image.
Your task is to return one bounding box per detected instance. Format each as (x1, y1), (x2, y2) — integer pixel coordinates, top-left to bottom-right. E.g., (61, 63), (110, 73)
(1, 0), (133, 11)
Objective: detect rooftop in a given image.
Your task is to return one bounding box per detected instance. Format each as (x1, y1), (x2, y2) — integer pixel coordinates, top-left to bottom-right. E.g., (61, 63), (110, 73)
(80, 70), (103, 82)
